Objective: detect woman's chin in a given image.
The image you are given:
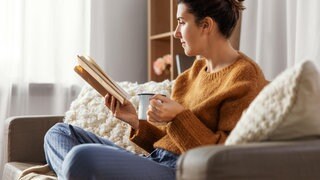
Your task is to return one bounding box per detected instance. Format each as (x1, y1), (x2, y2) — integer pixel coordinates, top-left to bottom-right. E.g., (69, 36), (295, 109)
(184, 49), (196, 56)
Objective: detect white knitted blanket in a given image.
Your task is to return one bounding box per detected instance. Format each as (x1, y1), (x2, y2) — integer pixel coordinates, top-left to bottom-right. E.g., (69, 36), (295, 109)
(64, 80), (173, 155)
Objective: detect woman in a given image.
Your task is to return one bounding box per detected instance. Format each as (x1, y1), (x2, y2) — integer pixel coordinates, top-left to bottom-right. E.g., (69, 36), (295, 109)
(44, 0), (268, 179)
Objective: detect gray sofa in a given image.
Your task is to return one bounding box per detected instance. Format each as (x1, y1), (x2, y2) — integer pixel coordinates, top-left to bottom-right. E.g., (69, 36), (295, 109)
(3, 115), (320, 179)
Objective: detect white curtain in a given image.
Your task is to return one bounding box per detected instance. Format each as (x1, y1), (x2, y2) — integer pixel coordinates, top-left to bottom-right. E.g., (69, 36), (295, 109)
(0, 0), (90, 176)
(240, 0), (320, 80)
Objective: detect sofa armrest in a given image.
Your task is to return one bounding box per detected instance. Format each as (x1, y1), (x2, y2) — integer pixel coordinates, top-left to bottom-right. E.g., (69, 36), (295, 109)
(176, 139), (320, 180)
(4, 115), (64, 164)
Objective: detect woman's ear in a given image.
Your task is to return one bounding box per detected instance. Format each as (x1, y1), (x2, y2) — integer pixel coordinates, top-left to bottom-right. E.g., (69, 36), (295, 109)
(200, 17), (216, 34)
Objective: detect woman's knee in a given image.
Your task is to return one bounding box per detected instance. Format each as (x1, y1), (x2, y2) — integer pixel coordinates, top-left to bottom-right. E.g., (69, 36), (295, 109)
(44, 123), (69, 142)
(61, 145), (101, 179)
(44, 123), (72, 154)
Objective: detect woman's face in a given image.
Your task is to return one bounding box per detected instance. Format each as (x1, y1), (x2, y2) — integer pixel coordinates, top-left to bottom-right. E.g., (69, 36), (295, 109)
(174, 3), (204, 56)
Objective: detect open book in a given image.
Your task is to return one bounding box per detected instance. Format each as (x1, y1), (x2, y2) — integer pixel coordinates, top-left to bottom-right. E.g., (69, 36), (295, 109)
(74, 55), (130, 105)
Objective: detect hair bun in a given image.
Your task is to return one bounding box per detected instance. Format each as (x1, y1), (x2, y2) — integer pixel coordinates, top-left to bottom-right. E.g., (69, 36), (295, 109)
(228, 0), (245, 11)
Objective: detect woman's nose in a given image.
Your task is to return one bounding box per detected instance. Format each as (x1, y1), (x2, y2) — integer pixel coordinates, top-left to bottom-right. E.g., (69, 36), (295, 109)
(174, 25), (181, 39)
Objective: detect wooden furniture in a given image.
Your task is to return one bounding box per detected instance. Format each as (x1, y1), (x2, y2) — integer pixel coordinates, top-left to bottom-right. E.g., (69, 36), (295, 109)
(148, 0), (181, 82)
(147, 0), (241, 82)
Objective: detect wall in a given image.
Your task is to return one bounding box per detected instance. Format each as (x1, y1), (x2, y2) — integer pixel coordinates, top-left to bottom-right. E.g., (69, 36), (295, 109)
(90, 0), (148, 83)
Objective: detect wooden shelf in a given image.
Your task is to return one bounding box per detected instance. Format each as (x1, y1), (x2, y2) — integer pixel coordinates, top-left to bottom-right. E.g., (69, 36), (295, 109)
(148, 0), (185, 82)
(150, 32), (172, 40)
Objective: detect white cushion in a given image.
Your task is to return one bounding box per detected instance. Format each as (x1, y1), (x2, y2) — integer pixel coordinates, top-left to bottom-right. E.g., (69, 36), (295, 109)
(225, 60), (320, 145)
(64, 80), (173, 154)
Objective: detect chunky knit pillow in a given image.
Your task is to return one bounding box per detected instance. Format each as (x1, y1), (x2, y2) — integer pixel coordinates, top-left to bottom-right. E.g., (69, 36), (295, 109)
(64, 80), (173, 154)
(225, 61), (320, 145)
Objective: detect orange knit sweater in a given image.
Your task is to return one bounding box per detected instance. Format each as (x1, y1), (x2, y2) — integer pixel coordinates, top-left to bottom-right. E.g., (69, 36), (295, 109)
(130, 52), (268, 155)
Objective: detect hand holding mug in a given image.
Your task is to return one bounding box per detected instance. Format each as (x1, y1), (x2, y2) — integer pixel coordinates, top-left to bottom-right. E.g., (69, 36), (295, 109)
(147, 94), (185, 124)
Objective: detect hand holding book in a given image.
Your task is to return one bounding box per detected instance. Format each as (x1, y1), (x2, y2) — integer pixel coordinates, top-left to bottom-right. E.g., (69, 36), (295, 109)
(75, 55), (139, 129)
(104, 93), (139, 130)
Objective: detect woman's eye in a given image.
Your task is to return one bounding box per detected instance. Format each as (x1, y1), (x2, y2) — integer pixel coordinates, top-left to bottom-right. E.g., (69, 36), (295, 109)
(178, 21), (185, 25)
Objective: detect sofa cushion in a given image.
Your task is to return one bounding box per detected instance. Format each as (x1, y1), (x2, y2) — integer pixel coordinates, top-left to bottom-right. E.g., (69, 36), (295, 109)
(225, 60), (320, 145)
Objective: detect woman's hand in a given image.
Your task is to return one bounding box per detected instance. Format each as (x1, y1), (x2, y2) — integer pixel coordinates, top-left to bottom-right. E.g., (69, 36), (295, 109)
(105, 93), (139, 130)
(147, 94), (185, 124)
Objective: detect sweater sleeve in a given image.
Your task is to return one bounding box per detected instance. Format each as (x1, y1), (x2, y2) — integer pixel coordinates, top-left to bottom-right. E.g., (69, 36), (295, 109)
(166, 81), (262, 152)
(166, 110), (221, 152)
(129, 120), (166, 153)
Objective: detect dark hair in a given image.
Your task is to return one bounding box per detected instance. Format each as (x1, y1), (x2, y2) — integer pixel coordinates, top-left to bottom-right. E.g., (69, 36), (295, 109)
(177, 0), (245, 38)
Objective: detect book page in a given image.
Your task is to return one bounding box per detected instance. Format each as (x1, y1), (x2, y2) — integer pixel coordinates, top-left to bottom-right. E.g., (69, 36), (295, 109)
(84, 56), (130, 99)
(76, 55), (130, 104)
(74, 65), (109, 98)
(76, 61), (124, 104)
(77, 56), (121, 96)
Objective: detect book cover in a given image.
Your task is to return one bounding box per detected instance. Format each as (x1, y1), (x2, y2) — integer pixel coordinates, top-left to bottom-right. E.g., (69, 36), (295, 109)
(74, 55), (130, 105)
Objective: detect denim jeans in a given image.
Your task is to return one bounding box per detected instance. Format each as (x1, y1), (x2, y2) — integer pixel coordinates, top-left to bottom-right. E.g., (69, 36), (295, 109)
(44, 123), (178, 180)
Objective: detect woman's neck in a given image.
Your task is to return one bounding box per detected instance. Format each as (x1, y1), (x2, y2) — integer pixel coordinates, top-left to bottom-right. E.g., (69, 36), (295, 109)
(203, 38), (240, 73)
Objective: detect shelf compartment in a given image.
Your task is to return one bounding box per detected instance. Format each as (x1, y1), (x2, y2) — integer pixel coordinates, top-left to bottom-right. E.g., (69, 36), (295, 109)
(149, 38), (171, 82)
(149, 0), (171, 36)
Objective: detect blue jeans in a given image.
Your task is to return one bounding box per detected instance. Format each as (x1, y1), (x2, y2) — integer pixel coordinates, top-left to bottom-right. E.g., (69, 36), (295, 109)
(44, 123), (178, 180)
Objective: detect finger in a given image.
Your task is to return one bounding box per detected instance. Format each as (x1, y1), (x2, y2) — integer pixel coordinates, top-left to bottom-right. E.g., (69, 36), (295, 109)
(104, 93), (110, 106)
(110, 96), (116, 114)
(113, 99), (118, 115)
(147, 110), (162, 122)
(147, 114), (157, 123)
(147, 114), (167, 126)
(151, 94), (168, 102)
(114, 100), (120, 116)
(149, 99), (163, 110)
(122, 99), (128, 106)
(148, 104), (160, 114)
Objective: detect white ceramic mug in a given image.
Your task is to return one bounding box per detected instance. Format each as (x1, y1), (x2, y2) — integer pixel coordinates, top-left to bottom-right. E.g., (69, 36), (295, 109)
(138, 93), (155, 120)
